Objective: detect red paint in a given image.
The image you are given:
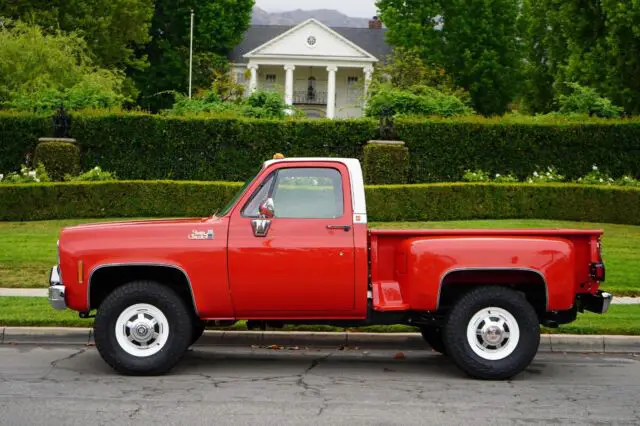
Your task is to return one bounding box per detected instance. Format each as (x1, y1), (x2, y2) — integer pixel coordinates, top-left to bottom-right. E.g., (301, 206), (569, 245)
(57, 159), (605, 320)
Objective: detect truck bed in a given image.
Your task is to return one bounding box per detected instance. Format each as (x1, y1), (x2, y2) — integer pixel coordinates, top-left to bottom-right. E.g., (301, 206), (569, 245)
(370, 229), (603, 237)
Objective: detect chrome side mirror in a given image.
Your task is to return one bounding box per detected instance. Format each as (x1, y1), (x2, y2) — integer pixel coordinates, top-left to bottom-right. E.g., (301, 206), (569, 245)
(258, 198), (275, 219)
(252, 198), (274, 237)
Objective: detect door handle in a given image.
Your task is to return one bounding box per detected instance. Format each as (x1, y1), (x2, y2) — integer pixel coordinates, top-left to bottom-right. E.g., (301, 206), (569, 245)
(327, 225), (351, 232)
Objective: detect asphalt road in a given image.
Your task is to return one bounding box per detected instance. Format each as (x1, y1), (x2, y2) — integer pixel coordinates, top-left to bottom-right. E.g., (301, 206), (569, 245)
(0, 345), (639, 425)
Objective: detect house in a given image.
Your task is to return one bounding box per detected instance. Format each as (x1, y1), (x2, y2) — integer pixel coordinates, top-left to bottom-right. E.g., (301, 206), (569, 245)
(229, 17), (391, 119)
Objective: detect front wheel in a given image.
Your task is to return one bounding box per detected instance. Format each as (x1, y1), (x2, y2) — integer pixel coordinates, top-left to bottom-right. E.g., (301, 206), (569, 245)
(94, 281), (193, 376)
(443, 287), (540, 380)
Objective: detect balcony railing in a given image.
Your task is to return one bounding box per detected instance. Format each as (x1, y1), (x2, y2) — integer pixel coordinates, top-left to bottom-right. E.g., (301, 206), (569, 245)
(293, 90), (327, 105)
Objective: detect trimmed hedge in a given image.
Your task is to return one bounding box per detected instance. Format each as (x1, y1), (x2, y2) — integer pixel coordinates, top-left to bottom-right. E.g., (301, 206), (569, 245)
(395, 117), (640, 182)
(34, 141), (81, 181)
(0, 112), (52, 173)
(70, 113), (377, 181)
(363, 142), (409, 184)
(0, 181), (638, 225)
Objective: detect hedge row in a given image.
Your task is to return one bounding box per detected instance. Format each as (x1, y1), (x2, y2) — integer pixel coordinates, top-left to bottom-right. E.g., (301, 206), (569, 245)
(2, 112), (640, 183)
(395, 117), (640, 182)
(1, 181), (638, 225)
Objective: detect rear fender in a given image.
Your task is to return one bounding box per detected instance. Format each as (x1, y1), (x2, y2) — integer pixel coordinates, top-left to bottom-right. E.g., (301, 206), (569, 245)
(399, 236), (575, 312)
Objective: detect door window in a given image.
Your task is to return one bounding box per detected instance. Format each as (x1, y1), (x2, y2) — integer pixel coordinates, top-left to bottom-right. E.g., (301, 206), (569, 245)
(241, 167), (344, 219)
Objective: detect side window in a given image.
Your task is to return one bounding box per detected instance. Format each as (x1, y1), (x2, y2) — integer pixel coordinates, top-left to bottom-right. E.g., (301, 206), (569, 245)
(241, 173), (275, 217)
(272, 168), (344, 219)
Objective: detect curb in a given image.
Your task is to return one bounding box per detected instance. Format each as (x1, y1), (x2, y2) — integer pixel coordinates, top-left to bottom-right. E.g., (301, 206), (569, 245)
(1, 328), (639, 353)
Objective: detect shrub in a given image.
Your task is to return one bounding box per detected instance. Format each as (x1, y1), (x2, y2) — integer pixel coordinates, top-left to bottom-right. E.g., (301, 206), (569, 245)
(66, 166), (117, 182)
(69, 112), (377, 181)
(363, 143), (409, 184)
(556, 83), (624, 119)
(0, 163), (50, 184)
(365, 85), (473, 118)
(34, 141), (81, 181)
(0, 181), (638, 226)
(0, 112), (52, 173)
(525, 167), (565, 184)
(394, 116), (640, 182)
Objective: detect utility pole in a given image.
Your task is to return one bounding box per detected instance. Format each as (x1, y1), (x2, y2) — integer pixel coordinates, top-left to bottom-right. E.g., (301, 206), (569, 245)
(189, 9), (194, 98)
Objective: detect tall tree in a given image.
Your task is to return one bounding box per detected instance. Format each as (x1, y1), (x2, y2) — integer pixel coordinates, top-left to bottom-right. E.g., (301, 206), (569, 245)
(0, 0), (154, 71)
(377, 0), (523, 116)
(135, 0), (254, 111)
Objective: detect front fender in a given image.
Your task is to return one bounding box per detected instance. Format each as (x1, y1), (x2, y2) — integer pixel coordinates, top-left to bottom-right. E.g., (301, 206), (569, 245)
(399, 236), (575, 311)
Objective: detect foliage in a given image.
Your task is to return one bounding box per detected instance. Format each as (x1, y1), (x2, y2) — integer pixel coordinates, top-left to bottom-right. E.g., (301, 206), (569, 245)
(134, 0), (254, 111)
(522, 0), (640, 115)
(363, 143), (409, 184)
(577, 165), (615, 186)
(241, 90), (289, 119)
(65, 166), (117, 182)
(0, 181), (638, 226)
(394, 116), (640, 183)
(365, 85), (473, 118)
(0, 0), (154, 72)
(617, 176), (640, 188)
(34, 141), (80, 181)
(164, 90), (294, 119)
(67, 112), (377, 181)
(0, 163), (49, 184)
(0, 112), (51, 174)
(462, 170), (491, 183)
(377, 0), (523, 116)
(0, 21), (127, 112)
(556, 83), (624, 118)
(525, 167), (565, 184)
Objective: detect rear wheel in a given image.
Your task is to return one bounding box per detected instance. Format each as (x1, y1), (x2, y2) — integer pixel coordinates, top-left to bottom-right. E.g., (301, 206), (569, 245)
(443, 287), (540, 380)
(419, 326), (446, 354)
(94, 281), (193, 376)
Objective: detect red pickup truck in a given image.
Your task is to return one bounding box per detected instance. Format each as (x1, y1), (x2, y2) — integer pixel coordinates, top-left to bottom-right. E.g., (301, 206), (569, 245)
(48, 157), (611, 379)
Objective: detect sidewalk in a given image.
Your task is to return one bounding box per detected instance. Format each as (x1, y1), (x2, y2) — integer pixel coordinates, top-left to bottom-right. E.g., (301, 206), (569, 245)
(1, 288), (638, 304)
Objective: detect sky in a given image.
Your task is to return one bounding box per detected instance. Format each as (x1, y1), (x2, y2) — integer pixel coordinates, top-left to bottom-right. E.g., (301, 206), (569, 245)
(255, 0), (378, 18)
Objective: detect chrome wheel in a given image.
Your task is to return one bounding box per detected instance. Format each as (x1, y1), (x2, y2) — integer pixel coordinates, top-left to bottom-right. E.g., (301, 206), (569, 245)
(466, 307), (520, 361)
(115, 303), (169, 357)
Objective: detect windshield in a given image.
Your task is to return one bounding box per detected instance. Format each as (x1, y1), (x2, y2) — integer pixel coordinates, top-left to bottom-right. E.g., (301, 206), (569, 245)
(214, 168), (261, 217)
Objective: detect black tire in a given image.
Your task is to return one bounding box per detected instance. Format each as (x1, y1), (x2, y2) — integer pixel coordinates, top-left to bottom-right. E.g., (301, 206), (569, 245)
(443, 287), (540, 380)
(420, 326), (447, 355)
(190, 320), (206, 346)
(94, 281), (193, 376)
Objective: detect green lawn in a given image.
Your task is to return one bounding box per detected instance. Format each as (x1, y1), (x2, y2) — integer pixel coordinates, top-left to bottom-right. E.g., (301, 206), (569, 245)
(0, 218), (638, 296)
(1, 297), (638, 335)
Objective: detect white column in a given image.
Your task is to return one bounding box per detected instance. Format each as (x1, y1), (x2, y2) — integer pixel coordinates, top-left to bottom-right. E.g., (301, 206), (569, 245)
(363, 65), (373, 110)
(248, 63), (259, 93)
(326, 65), (338, 119)
(284, 64), (295, 107)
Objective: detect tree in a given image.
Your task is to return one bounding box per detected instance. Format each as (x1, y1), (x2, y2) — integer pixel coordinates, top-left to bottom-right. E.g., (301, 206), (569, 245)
(134, 0), (254, 111)
(522, 0), (640, 115)
(377, 0), (523, 116)
(0, 0), (154, 71)
(0, 21), (126, 111)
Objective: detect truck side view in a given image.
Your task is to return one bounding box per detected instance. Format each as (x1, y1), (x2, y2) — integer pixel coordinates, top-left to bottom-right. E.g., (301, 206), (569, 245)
(48, 158), (612, 379)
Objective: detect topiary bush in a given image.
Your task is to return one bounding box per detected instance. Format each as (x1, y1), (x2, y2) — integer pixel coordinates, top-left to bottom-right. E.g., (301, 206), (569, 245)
(34, 141), (80, 181)
(0, 181), (638, 225)
(363, 142), (409, 184)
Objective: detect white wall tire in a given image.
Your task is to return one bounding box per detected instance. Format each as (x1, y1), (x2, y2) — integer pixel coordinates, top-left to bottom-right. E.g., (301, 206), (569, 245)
(94, 281), (193, 376)
(443, 287), (540, 380)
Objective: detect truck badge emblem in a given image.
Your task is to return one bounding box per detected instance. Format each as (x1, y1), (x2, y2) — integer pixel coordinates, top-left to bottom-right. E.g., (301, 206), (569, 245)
(189, 229), (214, 240)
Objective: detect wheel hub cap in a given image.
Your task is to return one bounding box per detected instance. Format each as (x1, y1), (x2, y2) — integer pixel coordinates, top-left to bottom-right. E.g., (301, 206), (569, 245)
(482, 324), (504, 345)
(115, 304), (170, 357)
(466, 307), (521, 361)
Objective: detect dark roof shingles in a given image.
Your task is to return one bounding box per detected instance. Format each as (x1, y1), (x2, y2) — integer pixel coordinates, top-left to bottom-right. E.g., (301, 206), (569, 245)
(230, 25), (391, 63)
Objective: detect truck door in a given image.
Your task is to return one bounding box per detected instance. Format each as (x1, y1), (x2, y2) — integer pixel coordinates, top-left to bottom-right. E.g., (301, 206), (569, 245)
(227, 163), (355, 316)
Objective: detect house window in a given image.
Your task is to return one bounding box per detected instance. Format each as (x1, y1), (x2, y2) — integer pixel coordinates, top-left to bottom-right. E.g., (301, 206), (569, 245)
(236, 72), (246, 84)
(347, 76), (360, 104)
(265, 73), (277, 90)
(307, 76), (316, 101)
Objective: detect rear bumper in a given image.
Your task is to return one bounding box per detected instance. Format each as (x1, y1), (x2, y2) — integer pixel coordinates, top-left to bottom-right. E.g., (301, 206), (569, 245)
(48, 265), (66, 310)
(580, 291), (613, 314)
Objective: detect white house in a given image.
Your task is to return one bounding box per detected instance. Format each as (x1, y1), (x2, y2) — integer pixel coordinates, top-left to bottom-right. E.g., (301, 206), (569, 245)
(229, 17), (391, 119)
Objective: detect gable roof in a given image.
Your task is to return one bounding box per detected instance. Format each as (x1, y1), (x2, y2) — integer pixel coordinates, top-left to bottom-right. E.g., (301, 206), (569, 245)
(230, 23), (391, 64)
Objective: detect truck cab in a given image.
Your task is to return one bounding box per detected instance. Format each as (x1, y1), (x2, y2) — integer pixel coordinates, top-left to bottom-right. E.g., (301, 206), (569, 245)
(49, 157), (611, 379)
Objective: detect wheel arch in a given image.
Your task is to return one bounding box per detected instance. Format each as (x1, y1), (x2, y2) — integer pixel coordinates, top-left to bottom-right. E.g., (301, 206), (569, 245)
(438, 267), (548, 315)
(88, 263), (198, 315)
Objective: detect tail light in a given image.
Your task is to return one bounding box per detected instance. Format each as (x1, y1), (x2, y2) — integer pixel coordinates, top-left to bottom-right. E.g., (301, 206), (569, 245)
(590, 239), (605, 281)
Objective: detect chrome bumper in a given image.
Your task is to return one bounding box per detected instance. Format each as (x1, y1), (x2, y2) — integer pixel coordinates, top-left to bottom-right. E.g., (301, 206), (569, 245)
(48, 265), (66, 310)
(581, 291), (613, 314)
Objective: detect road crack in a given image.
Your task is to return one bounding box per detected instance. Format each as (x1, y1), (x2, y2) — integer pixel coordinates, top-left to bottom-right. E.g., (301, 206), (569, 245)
(296, 353), (332, 396)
